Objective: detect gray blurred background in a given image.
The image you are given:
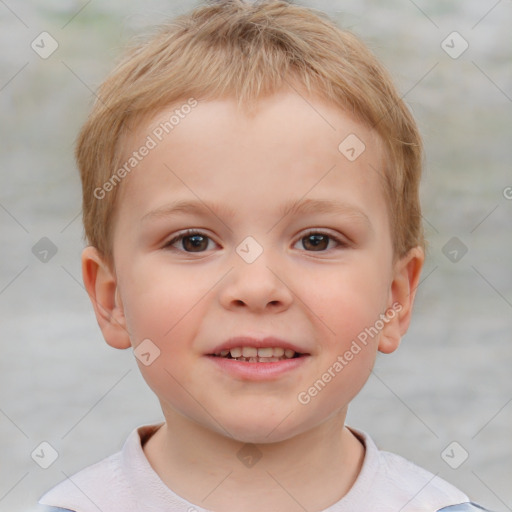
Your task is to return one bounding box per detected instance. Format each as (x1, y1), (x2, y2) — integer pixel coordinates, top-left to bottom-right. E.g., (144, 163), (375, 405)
(1, 1), (511, 511)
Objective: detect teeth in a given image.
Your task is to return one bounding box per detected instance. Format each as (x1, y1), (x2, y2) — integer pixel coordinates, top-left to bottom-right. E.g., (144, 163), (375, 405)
(216, 346), (298, 360)
(230, 347), (242, 358)
(246, 356), (287, 363)
(242, 347), (258, 357)
(284, 349), (295, 358)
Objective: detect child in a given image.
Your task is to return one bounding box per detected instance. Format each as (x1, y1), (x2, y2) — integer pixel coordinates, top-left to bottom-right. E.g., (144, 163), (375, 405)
(38, 1), (494, 511)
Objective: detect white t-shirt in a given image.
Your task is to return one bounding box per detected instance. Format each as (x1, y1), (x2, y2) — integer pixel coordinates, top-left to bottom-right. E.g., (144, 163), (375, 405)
(38, 423), (481, 512)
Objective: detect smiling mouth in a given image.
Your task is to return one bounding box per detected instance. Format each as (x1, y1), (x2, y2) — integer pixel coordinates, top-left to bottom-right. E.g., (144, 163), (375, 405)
(210, 347), (305, 362)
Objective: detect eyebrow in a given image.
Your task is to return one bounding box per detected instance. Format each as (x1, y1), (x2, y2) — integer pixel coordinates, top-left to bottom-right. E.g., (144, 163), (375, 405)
(278, 198), (370, 224)
(141, 199), (237, 223)
(141, 198), (371, 227)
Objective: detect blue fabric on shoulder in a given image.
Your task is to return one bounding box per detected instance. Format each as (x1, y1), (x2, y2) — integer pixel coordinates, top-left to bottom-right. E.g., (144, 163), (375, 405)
(438, 502), (494, 511)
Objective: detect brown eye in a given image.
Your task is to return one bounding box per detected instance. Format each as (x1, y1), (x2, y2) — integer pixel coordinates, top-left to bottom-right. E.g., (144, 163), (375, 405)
(301, 233), (330, 251)
(165, 231), (214, 252)
(182, 234), (209, 252)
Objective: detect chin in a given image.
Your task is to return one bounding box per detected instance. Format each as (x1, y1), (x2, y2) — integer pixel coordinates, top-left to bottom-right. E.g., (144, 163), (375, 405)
(216, 411), (309, 445)
(228, 427), (295, 445)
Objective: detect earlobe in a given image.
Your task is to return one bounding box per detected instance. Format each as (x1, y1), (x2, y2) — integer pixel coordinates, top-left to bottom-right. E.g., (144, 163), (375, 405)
(378, 246), (425, 354)
(81, 246), (132, 350)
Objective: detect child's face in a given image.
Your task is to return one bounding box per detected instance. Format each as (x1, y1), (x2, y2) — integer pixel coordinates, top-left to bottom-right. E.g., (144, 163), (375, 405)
(85, 90), (422, 443)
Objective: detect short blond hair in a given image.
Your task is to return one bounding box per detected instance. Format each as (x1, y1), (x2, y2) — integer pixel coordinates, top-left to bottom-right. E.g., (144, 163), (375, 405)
(76, 0), (424, 265)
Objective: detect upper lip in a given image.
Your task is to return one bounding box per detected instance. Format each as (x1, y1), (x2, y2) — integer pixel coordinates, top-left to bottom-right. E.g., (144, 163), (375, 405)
(208, 336), (309, 355)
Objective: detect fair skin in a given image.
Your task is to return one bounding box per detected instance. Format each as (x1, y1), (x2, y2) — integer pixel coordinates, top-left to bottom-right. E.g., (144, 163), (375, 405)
(82, 89), (424, 512)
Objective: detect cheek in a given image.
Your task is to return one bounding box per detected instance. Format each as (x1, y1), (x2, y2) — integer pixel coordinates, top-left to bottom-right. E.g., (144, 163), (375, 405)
(121, 271), (204, 409)
(296, 259), (391, 342)
(118, 264), (209, 388)
(118, 261), (201, 342)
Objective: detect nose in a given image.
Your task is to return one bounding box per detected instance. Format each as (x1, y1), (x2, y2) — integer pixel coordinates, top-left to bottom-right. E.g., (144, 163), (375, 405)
(219, 252), (293, 314)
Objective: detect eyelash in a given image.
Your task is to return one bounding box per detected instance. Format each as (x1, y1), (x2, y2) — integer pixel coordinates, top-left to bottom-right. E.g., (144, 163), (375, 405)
(164, 229), (216, 252)
(164, 229), (348, 253)
(295, 229), (347, 252)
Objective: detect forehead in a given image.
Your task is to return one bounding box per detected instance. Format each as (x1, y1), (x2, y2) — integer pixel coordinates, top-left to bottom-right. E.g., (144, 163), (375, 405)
(114, 90), (388, 229)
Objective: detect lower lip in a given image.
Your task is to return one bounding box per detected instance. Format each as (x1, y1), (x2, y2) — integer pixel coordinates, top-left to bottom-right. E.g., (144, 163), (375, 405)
(205, 355), (309, 380)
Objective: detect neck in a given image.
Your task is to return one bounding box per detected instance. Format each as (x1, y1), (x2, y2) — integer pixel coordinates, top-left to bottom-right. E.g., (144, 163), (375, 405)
(143, 407), (365, 512)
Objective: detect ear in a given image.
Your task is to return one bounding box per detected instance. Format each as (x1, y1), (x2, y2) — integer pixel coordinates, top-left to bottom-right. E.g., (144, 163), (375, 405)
(378, 246), (425, 354)
(81, 246), (131, 350)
